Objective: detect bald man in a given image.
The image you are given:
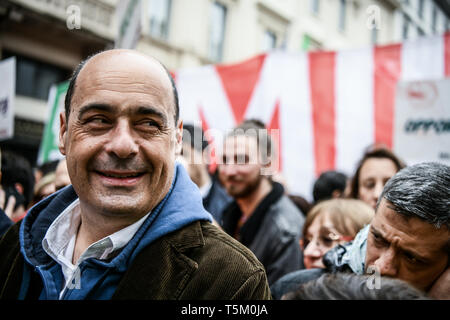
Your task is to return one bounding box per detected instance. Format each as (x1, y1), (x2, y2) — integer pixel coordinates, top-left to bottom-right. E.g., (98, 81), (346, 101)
(0, 50), (271, 300)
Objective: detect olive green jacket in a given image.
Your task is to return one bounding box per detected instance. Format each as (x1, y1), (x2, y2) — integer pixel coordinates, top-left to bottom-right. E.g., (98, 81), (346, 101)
(0, 220), (272, 300)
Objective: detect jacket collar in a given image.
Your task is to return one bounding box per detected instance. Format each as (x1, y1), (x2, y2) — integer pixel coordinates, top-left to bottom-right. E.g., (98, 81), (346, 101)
(323, 224), (369, 274)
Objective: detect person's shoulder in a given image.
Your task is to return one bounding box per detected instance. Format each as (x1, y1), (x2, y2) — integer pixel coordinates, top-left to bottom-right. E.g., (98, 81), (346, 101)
(0, 219), (21, 249)
(270, 268), (326, 300)
(199, 221), (266, 273)
(265, 196), (305, 235)
(167, 221), (271, 299)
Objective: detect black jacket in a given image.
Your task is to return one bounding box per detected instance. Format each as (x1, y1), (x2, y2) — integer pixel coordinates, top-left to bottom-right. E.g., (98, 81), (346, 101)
(222, 183), (305, 285)
(0, 208), (13, 238)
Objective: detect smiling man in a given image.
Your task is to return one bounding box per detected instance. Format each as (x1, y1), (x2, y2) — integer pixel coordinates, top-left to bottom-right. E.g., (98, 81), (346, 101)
(271, 162), (449, 299)
(0, 50), (271, 300)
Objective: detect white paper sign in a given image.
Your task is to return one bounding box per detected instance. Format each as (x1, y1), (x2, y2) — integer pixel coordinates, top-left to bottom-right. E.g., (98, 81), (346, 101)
(393, 79), (450, 166)
(0, 57), (16, 141)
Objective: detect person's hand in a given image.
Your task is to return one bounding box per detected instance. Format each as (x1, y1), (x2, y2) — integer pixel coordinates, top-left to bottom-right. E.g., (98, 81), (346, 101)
(429, 267), (450, 300)
(0, 187), (16, 220)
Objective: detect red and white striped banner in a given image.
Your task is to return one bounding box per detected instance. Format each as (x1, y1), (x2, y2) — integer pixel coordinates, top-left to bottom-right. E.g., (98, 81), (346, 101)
(173, 33), (450, 200)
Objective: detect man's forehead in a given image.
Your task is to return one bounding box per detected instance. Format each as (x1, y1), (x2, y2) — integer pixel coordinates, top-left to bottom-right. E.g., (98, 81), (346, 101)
(85, 50), (163, 71)
(73, 50), (175, 117)
(374, 199), (449, 247)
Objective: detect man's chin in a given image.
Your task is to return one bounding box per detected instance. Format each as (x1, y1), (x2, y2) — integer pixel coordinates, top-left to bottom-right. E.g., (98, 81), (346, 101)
(92, 196), (150, 217)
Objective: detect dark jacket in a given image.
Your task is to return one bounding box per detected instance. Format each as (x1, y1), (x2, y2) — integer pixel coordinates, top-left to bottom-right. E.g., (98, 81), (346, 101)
(270, 234), (365, 299)
(222, 182), (305, 285)
(0, 208), (13, 238)
(0, 164), (271, 300)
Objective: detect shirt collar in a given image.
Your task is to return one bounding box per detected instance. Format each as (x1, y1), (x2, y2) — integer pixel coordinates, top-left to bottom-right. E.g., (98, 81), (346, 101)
(42, 199), (151, 266)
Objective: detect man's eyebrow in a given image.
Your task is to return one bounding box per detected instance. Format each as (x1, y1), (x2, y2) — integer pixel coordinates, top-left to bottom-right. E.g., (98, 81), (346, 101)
(78, 103), (113, 119)
(370, 226), (387, 241)
(135, 106), (168, 125)
(77, 104), (169, 125)
(371, 226), (429, 262)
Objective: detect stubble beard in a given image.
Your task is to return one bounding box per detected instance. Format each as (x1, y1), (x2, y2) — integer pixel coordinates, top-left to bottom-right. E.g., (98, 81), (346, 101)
(227, 174), (263, 199)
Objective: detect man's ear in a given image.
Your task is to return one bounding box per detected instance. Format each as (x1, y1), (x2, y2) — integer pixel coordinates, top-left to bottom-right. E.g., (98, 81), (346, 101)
(175, 120), (183, 155)
(58, 112), (68, 156)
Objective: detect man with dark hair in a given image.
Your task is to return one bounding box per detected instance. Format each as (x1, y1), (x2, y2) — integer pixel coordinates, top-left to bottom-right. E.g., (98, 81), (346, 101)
(180, 124), (231, 222)
(0, 50), (271, 300)
(271, 162), (450, 299)
(312, 170), (347, 204)
(219, 119), (305, 285)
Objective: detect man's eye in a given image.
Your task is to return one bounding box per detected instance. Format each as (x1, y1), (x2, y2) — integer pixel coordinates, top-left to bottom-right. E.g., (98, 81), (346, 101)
(404, 252), (424, 265)
(86, 117), (110, 126)
(137, 120), (161, 130)
(371, 232), (387, 247)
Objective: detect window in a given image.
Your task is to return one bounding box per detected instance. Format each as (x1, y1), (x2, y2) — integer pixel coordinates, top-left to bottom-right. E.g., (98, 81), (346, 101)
(418, 0), (424, 19)
(209, 2), (227, 62)
(262, 30), (277, 51)
(3, 51), (70, 101)
(431, 5), (437, 33)
(338, 0), (346, 31)
(149, 0), (172, 39)
(403, 14), (410, 39)
(310, 0), (320, 15)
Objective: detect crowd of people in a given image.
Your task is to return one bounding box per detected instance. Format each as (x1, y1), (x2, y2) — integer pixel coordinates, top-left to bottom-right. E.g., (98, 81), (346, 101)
(0, 49), (448, 301)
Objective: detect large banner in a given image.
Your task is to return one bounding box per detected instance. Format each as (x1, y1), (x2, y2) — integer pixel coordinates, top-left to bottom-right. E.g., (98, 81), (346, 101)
(394, 79), (450, 166)
(0, 57), (16, 141)
(173, 33), (450, 200)
(36, 33), (450, 200)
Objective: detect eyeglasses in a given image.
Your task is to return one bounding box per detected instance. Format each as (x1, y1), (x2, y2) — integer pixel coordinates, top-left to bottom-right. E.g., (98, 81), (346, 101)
(300, 229), (353, 251)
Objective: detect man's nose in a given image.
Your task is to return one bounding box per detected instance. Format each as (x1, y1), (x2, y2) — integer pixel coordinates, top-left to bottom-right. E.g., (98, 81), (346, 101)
(373, 249), (398, 277)
(220, 163), (238, 177)
(105, 121), (139, 158)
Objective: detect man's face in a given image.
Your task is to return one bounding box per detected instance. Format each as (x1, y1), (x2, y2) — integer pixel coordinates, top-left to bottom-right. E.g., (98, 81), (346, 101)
(218, 135), (264, 199)
(365, 198), (449, 291)
(59, 51), (182, 221)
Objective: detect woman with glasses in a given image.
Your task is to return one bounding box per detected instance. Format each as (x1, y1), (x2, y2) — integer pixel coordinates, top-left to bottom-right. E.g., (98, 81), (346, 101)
(301, 198), (374, 269)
